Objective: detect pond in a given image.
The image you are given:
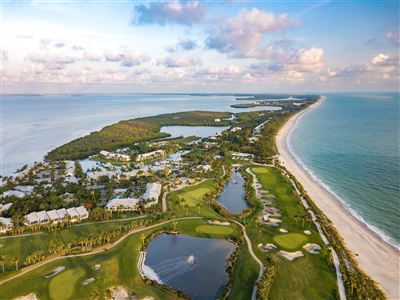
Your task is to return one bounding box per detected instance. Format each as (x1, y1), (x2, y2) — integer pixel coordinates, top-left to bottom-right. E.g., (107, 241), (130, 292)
(143, 234), (235, 300)
(160, 126), (229, 138)
(217, 170), (249, 214)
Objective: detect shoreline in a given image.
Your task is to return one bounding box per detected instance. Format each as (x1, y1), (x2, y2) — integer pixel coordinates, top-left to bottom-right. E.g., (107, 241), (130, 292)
(276, 97), (400, 299)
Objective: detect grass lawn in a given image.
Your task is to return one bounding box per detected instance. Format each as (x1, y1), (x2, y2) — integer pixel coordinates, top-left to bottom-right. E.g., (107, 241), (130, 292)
(245, 165), (338, 300)
(195, 225), (233, 235)
(273, 233), (308, 250)
(1, 218), (240, 300)
(0, 219), (142, 275)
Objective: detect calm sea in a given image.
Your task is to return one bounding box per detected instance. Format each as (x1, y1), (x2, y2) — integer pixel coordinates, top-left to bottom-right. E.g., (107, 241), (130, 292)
(289, 93), (400, 247)
(1, 94), (267, 175)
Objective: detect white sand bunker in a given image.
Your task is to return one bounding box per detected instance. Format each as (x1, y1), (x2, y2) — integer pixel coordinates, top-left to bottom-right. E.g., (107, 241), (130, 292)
(208, 220), (230, 226)
(258, 243), (277, 253)
(108, 286), (137, 300)
(304, 230), (312, 235)
(303, 243), (321, 254)
(279, 228), (288, 233)
(278, 251), (304, 261)
(94, 264), (102, 270)
(262, 216), (282, 226)
(15, 293), (38, 300)
(45, 266), (65, 278)
(82, 278), (95, 286)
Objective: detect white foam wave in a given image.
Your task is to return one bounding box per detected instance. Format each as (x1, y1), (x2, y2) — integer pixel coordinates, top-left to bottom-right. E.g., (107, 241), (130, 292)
(142, 264), (163, 284)
(286, 97), (400, 250)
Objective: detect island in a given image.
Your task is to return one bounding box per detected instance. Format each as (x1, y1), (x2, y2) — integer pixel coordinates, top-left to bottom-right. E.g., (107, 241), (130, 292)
(0, 95), (386, 300)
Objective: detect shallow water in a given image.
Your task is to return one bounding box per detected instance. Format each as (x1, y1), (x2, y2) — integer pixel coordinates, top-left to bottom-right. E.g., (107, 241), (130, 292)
(289, 93), (400, 247)
(144, 234), (235, 300)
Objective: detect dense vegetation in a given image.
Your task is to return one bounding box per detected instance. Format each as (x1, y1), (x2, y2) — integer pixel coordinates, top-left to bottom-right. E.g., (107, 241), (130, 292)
(46, 111), (231, 161)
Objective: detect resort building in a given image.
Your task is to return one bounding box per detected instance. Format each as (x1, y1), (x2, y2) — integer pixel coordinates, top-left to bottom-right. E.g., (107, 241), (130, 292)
(230, 127), (242, 132)
(142, 183), (162, 207)
(136, 150), (165, 162)
(100, 150), (131, 162)
(0, 203), (13, 215)
(47, 209), (62, 222)
(231, 152), (254, 161)
(105, 198), (140, 211)
(0, 217), (13, 233)
(65, 160), (75, 177)
(24, 212), (40, 225)
(24, 206), (88, 226)
(36, 211), (50, 224)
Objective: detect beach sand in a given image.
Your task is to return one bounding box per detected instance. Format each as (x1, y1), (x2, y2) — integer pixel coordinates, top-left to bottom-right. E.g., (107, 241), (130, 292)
(276, 99), (400, 299)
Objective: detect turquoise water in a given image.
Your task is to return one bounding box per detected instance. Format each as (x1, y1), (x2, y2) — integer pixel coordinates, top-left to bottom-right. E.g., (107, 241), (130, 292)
(289, 93), (400, 247)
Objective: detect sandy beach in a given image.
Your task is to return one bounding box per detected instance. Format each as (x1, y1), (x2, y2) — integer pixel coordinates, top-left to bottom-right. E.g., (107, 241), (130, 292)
(276, 98), (400, 299)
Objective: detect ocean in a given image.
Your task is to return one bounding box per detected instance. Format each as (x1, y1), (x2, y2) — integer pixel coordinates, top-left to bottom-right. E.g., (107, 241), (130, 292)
(289, 93), (400, 247)
(1, 94), (268, 176)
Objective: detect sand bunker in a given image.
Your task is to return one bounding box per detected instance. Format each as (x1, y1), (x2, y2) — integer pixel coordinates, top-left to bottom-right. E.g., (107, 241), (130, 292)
(258, 243), (277, 253)
(279, 228), (288, 233)
(303, 243), (321, 254)
(278, 250), (304, 261)
(262, 216), (282, 226)
(82, 278), (95, 285)
(94, 264), (102, 270)
(15, 293), (38, 300)
(44, 266), (65, 278)
(107, 286), (137, 300)
(304, 230), (312, 235)
(208, 220), (231, 226)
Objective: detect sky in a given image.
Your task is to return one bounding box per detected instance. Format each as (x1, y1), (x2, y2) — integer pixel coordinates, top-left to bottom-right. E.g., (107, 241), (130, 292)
(1, 0), (399, 93)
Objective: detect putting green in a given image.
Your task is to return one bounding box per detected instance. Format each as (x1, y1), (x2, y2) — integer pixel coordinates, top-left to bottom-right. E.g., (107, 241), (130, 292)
(252, 167), (269, 174)
(195, 225), (233, 235)
(49, 268), (84, 300)
(273, 233), (308, 250)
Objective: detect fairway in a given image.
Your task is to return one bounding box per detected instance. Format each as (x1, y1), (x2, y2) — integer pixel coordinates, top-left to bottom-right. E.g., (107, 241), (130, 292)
(49, 268), (84, 300)
(273, 233), (308, 250)
(195, 225), (233, 235)
(178, 187), (212, 206)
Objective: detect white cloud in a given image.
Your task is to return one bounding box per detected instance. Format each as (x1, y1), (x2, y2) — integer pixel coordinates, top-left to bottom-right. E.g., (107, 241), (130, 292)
(158, 55), (201, 68)
(385, 31), (399, 46)
(206, 8), (301, 58)
(133, 1), (205, 26)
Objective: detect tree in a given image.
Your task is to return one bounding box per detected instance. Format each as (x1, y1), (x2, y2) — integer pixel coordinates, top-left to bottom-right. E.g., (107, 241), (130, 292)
(173, 221), (178, 231)
(0, 256), (5, 272)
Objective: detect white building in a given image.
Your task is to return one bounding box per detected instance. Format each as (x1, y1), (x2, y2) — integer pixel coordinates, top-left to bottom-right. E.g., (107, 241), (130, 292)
(76, 206), (89, 220)
(230, 127), (242, 132)
(56, 208), (67, 219)
(197, 164), (212, 172)
(142, 183), (162, 207)
(0, 217), (13, 233)
(105, 198), (140, 211)
(0, 203), (13, 215)
(47, 209), (62, 222)
(25, 212), (40, 225)
(136, 150), (165, 162)
(100, 150), (131, 162)
(65, 160), (76, 177)
(66, 207), (80, 221)
(36, 211), (49, 224)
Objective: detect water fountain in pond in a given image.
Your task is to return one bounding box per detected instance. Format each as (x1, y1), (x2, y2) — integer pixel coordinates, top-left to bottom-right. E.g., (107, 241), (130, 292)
(150, 255), (198, 283)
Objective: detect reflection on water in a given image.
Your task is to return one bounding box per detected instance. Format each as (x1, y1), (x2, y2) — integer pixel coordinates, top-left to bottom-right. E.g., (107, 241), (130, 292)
(217, 170), (248, 214)
(144, 234), (235, 300)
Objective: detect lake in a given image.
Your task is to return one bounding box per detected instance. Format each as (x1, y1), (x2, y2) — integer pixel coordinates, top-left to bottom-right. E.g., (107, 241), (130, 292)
(217, 170), (248, 214)
(143, 234), (235, 300)
(160, 126), (229, 138)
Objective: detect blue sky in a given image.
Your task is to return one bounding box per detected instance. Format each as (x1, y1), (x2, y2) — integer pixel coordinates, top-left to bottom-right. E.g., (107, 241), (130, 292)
(2, 0), (399, 93)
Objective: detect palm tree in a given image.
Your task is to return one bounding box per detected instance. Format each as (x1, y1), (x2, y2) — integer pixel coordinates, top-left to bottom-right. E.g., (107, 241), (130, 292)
(196, 203), (201, 214)
(11, 257), (19, 271)
(173, 221), (178, 231)
(0, 256), (5, 272)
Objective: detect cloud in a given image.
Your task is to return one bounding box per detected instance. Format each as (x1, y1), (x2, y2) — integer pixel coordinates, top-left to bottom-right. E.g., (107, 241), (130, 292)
(72, 45), (84, 51)
(166, 38), (198, 52)
(1, 50), (8, 61)
(25, 53), (78, 70)
(53, 42), (65, 48)
(83, 52), (102, 62)
(385, 31), (399, 46)
(158, 55), (201, 68)
(39, 39), (52, 50)
(133, 1), (205, 26)
(104, 51), (150, 67)
(206, 8), (301, 58)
